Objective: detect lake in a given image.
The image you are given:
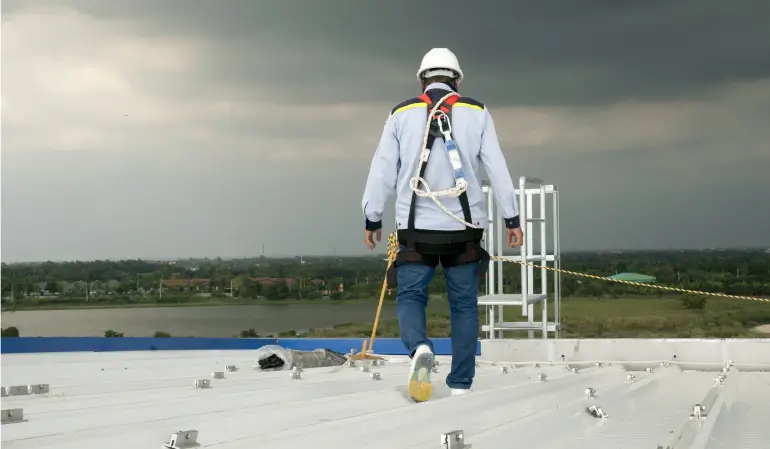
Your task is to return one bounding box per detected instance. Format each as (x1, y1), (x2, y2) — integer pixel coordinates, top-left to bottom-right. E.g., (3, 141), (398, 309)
(0, 302), (448, 338)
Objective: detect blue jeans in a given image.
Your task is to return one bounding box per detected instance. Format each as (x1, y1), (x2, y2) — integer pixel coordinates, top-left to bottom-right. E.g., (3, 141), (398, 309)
(396, 254), (479, 389)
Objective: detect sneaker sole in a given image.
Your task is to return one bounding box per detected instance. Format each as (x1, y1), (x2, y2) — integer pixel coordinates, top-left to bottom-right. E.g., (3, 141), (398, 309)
(408, 352), (434, 403)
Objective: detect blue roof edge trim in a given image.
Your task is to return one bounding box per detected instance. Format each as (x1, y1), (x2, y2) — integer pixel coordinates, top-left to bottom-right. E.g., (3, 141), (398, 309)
(277, 338), (481, 356)
(0, 337), (480, 356)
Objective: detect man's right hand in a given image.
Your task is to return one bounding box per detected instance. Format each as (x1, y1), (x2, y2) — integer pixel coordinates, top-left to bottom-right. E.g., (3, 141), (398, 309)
(365, 229), (382, 250)
(507, 227), (524, 248)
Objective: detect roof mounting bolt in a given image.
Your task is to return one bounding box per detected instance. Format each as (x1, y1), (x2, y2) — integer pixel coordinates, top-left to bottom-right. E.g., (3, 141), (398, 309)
(607, 362), (613, 367)
(538, 373), (547, 382)
(194, 379), (210, 389)
(728, 359), (734, 367)
(211, 371), (224, 379)
(587, 405), (608, 419)
(585, 388), (596, 399)
(349, 359), (357, 368)
(475, 361), (480, 367)
(440, 429), (468, 449)
(660, 361), (669, 367)
(689, 404), (707, 420)
(361, 366), (370, 373)
(28, 384), (50, 395)
(1, 408), (24, 425)
(571, 367), (579, 374)
(432, 365), (439, 373)
(560, 355), (565, 362)
(6, 386), (29, 396)
(534, 363), (540, 368)
(370, 372), (381, 381)
(714, 376), (725, 387)
(627, 374), (636, 383)
(595, 362), (603, 368)
(291, 370), (302, 380)
(164, 429), (199, 449)
(501, 366), (509, 374)
(672, 355), (677, 361)
(434, 360), (440, 366)
(225, 365), (237, 372)
(646, 367), (653, 373)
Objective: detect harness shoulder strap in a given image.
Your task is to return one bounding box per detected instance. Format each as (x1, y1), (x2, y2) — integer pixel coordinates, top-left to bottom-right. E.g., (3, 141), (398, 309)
(418, 93), (460, 115)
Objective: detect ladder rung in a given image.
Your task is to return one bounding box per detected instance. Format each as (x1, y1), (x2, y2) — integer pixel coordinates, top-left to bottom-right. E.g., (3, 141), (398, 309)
(482, 322), (559, 332)
(478, 294), (547, 306)
(491, 255), (555, 262)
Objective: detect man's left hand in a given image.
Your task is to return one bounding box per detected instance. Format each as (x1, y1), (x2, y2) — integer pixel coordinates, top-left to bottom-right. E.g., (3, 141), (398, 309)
(365, 229), (382, 250)
(507, 227), (524, 248)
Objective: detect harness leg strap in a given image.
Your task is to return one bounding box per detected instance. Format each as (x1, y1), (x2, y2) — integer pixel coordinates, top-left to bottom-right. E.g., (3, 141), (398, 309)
(386, 249), (440, 290)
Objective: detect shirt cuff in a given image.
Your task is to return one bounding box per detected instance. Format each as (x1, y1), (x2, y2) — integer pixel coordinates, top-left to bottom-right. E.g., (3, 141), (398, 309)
(365, 219), (383, 231)
(504, 216), (520, 229)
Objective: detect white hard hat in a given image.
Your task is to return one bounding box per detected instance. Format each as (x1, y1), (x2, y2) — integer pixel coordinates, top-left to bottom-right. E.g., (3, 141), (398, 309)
(416, 48), (464, 82)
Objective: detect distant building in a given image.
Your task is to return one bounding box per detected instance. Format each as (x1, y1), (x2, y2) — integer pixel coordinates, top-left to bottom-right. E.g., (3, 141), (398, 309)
(161, 279), (210, 288)
(250, 277), (295, 287)
(606, 272), (657, 284)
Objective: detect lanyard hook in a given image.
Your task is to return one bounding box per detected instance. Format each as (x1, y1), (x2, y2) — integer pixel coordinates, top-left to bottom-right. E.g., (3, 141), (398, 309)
(435, 111), (452, 140)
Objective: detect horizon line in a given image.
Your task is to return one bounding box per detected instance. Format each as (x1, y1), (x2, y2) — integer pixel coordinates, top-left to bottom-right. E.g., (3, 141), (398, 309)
(2, 246), (768, 265)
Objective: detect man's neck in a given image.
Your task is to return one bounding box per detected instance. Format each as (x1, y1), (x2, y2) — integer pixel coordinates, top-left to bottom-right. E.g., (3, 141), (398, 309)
(424, 82), (455, 92)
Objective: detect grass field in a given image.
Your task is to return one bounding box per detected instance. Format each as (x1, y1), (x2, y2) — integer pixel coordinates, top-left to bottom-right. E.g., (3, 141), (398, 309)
(301, 295), (770, 339)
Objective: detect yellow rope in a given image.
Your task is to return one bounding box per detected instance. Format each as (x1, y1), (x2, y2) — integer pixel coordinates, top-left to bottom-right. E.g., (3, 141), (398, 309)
(366, 232), (399, 353)
(490, 254), (769, 303)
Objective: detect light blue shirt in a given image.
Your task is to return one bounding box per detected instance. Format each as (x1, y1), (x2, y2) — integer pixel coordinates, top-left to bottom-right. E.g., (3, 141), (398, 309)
(362, 82), (519, 231)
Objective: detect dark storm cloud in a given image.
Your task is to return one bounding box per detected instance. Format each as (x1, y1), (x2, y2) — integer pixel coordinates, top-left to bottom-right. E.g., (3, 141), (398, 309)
(2, 0), (769, 261)
(6, 0), (770, 106)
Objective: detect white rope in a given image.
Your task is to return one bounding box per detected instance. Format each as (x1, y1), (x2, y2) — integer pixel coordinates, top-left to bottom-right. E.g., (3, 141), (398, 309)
(408, 92), (483, 229)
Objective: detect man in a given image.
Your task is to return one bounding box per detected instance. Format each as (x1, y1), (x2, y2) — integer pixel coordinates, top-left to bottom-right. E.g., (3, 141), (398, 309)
(361, 48), (523, 402)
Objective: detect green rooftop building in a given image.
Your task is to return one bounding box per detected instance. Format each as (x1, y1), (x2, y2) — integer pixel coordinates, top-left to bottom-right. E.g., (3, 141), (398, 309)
(606, 272), (657, 283)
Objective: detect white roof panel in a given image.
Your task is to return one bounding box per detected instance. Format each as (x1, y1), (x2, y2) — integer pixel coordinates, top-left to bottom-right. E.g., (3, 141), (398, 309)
(1, 339), (769, 449)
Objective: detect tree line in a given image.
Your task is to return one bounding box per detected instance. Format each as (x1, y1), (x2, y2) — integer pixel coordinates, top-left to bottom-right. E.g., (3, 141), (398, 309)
(2, 249), (769, 303)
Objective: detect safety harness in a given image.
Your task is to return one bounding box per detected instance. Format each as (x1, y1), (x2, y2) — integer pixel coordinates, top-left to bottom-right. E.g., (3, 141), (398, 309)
(387, 90), (490, 288)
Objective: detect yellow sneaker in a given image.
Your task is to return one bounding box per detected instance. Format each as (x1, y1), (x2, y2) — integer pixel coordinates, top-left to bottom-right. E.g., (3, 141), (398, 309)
(408, 344), (435, 403)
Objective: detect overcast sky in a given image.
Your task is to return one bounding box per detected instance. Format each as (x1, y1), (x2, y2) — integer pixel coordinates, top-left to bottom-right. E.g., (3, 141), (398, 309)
(2, 0), (769, 262)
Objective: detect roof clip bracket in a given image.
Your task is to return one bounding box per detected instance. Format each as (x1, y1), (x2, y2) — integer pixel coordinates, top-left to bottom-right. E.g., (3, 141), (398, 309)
(441, 429), (470, 449)
(1, 408), (25, 425)
(163, 430), (200, 448)
(689, 404), (707, 420)
(587, 405), (608, 419)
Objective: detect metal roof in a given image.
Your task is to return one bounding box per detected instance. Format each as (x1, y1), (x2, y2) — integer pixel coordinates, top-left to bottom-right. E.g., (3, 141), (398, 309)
(2, 338), (769, 448)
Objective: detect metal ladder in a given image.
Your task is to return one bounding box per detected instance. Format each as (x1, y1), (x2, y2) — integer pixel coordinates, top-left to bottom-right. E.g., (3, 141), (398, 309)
(479, 176), (561, 339)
